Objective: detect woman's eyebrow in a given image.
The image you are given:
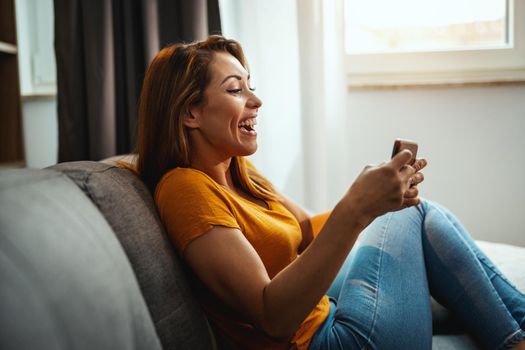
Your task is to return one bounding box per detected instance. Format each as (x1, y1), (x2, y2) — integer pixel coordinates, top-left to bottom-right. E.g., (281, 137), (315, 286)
(220, 74), (251, 86)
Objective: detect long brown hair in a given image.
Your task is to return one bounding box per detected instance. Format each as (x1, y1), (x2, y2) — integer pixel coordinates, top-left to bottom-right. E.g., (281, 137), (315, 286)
(135, 35), (278, 201)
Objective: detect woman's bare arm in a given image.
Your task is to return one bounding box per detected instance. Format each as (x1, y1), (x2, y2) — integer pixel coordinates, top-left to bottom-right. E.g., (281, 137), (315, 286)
(276, 157), (426, 252)
(184, 150), (424, 339)
(184, 201), (362, 340)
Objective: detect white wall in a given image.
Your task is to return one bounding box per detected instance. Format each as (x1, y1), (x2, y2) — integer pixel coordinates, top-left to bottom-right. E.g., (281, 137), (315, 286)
(16, 0), (58, 169)
(330, 84), (525, 247)
(21, 98), (58, 169)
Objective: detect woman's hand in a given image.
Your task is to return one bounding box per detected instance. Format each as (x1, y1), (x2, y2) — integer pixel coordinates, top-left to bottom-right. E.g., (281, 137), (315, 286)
(341, 150), (425, 229)
(402, 158), (427, 207)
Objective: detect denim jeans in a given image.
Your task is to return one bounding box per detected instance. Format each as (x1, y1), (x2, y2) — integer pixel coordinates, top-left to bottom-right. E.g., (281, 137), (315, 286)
(309, 199), (525, 350)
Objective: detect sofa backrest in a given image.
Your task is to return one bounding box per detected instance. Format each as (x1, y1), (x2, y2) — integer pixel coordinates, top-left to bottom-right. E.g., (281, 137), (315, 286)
(0, 169), (162, 350)
(49, 161), (216, 350)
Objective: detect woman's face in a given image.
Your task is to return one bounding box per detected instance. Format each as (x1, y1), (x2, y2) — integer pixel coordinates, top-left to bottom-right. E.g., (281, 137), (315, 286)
(187, 51), (262, 160)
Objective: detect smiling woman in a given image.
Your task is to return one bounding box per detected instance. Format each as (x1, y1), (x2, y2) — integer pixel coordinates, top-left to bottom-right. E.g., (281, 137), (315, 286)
(134, 35), (525, 350)
(183, 51), (262, 162)
(134, 35), (281, 209)
(135, 37), (269, 201)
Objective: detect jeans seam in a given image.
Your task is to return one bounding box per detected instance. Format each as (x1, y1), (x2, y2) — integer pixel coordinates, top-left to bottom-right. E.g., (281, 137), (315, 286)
(476, 255), (525, 298)
(439, 204), (525, 300)
(434, 203), (519, 293)
(361, 213), (393, 350)
(436, 204), (516, 306)
(429, 202), (525, 349)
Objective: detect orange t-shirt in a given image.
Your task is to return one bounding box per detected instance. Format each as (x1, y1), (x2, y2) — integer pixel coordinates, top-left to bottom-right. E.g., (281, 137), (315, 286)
(155, 167), (330, 350)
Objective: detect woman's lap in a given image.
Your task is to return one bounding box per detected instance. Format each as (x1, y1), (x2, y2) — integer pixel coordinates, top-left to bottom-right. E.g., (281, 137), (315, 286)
(309, 199), (525, 350)
(311, 204), (432, 350)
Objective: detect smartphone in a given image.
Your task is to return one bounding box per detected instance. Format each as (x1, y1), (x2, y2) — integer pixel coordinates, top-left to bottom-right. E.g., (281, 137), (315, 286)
(391, 139), (418, 165)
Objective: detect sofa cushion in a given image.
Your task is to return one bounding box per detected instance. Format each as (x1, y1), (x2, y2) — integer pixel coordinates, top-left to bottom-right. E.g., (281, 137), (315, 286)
(432, 335), (478, 350)
(0, 169), (161, 350)
(49, 161), (215, 350)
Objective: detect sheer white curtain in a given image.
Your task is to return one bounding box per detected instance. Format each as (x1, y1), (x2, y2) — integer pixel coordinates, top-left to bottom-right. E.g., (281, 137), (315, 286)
(219, 0), (348, 213)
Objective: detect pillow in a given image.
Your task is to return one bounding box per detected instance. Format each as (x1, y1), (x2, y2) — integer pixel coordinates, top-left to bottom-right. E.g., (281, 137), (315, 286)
(0, 169), (161, 350)
(50, 161), (216, 350)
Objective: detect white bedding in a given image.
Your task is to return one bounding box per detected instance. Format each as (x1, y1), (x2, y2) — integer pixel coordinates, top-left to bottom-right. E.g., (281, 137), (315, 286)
(476, 240), (525, 292)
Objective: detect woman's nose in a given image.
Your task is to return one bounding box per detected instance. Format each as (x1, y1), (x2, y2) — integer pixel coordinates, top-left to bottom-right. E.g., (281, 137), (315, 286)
(247, 90), (263, 109)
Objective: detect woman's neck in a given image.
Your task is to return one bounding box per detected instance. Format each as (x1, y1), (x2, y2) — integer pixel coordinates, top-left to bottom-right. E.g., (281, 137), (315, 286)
(190, 157), (236, 190)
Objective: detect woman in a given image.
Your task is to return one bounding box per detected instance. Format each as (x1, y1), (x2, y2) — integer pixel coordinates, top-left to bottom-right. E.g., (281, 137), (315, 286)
(135, 35), (525, 350)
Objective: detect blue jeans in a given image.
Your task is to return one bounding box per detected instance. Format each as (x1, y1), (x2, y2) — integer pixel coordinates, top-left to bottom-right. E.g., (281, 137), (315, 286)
(309, 199), (525, 350)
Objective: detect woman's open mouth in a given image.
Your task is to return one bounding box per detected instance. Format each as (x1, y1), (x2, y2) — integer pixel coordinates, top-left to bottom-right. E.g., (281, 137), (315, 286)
(238, 118), (257, 136)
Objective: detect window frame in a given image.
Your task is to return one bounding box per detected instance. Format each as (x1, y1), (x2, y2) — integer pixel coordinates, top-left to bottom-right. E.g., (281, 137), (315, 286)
(345, 0), (525, 88)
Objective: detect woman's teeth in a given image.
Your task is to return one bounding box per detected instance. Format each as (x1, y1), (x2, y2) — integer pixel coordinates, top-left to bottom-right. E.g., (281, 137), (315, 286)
(238, 119), (257, 135)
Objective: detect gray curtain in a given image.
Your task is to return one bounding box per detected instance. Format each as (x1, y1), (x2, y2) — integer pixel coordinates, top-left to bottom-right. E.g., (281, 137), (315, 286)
(54, 0), (222, 162)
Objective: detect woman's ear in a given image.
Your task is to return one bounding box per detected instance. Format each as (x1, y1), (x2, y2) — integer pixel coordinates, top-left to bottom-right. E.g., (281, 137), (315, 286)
(183, 108), (200, 129)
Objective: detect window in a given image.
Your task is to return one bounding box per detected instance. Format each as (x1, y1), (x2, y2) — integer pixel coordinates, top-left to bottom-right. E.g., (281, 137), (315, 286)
(344, 0), (525, 87)
(16, 0), (57, 96)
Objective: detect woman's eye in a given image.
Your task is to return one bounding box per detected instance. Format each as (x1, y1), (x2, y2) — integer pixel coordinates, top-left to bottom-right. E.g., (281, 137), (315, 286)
(226, 86), (256, 94)
(227, 88), (242, 93)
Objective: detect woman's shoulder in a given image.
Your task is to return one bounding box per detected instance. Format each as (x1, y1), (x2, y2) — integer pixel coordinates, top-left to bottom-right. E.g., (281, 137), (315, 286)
(158, 167), (215, 188)
(154, 168), (241, 254)
(155, 167), (223, 202)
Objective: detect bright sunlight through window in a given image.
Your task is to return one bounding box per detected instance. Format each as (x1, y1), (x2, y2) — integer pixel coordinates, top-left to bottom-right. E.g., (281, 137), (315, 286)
(345, 0), (508, 54)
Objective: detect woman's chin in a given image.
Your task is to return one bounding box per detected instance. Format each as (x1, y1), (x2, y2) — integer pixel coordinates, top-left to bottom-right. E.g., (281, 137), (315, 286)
(239, 143), (257, 156)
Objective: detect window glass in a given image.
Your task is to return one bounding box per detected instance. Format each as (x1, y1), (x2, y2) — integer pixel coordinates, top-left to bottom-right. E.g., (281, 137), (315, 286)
(345, 0), (508, 54)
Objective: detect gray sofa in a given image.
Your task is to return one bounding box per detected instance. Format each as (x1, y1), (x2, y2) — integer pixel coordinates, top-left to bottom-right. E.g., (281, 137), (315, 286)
(0, 160), (523, 350)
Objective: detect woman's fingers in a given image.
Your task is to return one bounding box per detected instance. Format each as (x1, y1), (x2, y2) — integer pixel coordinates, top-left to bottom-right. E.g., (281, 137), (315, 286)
(413, 158), (428, 172)
(404, 186), (419, 199)
(409, 172), (425, 187)
(403, 186), (421, 207)
(408, 159), (427, 187)
(402, 161), (427, 208)
(390, 150), (414, 170)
